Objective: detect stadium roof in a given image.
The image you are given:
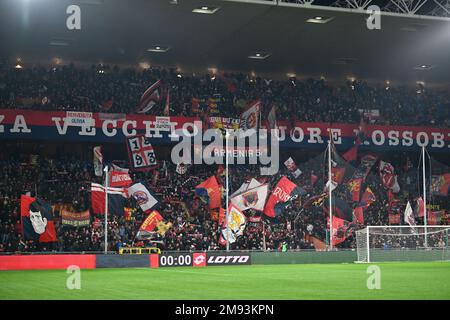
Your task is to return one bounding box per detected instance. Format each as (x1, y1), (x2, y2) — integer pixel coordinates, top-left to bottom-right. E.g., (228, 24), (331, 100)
(1, 0), (450, 84)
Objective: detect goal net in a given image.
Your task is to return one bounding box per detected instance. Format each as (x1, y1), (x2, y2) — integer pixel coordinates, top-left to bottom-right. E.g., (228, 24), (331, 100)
(356, 226), (450, 263)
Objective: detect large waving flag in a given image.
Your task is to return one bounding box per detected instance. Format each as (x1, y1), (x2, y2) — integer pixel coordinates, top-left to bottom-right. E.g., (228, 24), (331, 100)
(136, 210), (172, 239)
(379, 161), (400, 193)
(264, 176), (303, 218)
(240, 100), (261, 131)
(127, 182), (159, 213)
(231, 182), (269, 212)
(327, 216), (355, 246)
(136, 80), (162, 113)
(91, 183), (127, 216)
(219, 205), (247, 246)
(21, 195), (57, 242)
(196, 176), (221, 209)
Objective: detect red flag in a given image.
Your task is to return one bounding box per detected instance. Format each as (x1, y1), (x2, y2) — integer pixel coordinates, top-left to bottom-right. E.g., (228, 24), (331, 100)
(415, 197), (425, 217)
(429, 211), (443, 225)
(347, 178), (363, 202)
(138, 210), (163, 233)
(109, 167), (132, 187)
(331, 167), (346, 184)
(327, 216), (354, 246)
(264, 176), (299, 218)
(195, 176), (221, 209)
(352, 207), (364, 225)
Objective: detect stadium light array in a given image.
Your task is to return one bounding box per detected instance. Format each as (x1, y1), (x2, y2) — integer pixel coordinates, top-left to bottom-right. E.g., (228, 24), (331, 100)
(192, 6), (220, 14)
(147, 45), (170, 53)
(248, 52), (271, 60)
(306, 16), (334, 24)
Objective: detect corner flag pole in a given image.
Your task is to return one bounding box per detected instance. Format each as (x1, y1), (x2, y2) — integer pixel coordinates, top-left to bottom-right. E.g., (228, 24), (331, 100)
(104, 165), (109, 254)
(328, 138), (333, 251)
(422, 146), (428, 247)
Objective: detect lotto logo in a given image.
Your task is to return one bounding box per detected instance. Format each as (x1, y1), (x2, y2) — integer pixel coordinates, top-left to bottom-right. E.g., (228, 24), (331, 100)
(193, 253), (206, 267)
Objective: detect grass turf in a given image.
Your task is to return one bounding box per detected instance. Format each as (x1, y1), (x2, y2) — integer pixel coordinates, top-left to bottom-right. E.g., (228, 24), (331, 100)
(1, 262), (450, 300)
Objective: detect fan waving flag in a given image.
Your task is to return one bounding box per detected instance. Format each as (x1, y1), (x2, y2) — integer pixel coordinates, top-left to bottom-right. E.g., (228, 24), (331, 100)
(126, 135), (157, 171)
(136, 80), (162, 113)
(127, 182), (159, 213)
(195, 176), (221, 209)
(21, 195), (57, 242)
(91, 183), (127, 216)
(264, 176), (304, 218)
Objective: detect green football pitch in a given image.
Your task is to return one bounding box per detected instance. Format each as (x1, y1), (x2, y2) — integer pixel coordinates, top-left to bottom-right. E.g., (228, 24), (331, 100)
(1, 262), (450, 300)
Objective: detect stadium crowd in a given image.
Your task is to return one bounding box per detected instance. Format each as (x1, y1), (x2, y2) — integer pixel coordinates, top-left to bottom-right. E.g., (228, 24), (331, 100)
(0, 64), (449, 127)
(0, 143), (447, 254)
(0, 63), (449, 254)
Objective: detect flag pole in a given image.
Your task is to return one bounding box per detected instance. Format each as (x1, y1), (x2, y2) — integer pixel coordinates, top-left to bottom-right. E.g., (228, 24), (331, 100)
(262, 220), (267, 251)
(104, 165), (109, 254)
(225, 129), (230, 252)
(328, 138), (333, 251)
(422, 146), (428, 247)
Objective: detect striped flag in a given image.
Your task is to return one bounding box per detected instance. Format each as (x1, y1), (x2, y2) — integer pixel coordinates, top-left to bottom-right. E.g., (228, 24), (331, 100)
(136, 80), (162, 113)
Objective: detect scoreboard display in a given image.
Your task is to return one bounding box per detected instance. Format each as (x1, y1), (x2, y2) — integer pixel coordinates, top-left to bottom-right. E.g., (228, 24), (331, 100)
(158, 252), (193, 267)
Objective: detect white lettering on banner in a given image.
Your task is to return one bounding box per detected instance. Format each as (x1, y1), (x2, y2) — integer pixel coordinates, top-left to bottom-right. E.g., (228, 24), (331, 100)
(10, 115), (31, 133)
(402, 131), (414, 146)
(122, 120), (137, 136)
(52, 117), (69, 135)
(416, 132), (429, 146)
(276, 126), (286, 141)
(79, 124), (96, 136)
(431, 133), (445, 148)
(2, 112), (450, 150)
(102, 120), (117, 137)
(329, 128), (342, 144)
(290, 127), (304, 142)
(307, 128), (323, 143)
(372, 130), (385, 145)
(388, 131), (400, 146)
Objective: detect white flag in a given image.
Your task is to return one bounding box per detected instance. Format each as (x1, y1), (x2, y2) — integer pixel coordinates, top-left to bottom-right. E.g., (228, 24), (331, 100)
(221, 205), (247, 244)
(93, 146), (103, 177)
(231, 183), (269, 211)
(404, 201), (416, 227)
(127, 182), (158, 212)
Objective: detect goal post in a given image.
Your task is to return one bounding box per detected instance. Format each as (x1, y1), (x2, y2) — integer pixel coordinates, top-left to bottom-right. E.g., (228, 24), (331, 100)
(355, 226), (450, 263)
